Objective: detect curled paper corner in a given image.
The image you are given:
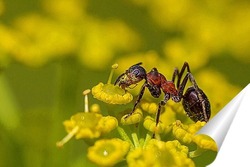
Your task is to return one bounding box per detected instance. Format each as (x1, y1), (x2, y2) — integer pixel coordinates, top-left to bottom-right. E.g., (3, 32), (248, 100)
(196, 83), (250, 166)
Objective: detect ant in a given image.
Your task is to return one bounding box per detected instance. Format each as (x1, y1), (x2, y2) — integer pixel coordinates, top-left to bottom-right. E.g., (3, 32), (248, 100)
(115, 62), (210, 131)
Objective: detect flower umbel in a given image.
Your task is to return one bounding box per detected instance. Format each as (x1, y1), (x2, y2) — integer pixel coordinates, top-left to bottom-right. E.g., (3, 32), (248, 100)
(57, 63), (219, 166)
(92, 63), (133, 104)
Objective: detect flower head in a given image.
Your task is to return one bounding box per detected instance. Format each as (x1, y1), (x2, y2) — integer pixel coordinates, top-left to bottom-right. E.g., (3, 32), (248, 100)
(56, 90), (118, 147)
(92, 64), (133, 104)
(87, 138), (130, 166)
(62, 112), (118, 140)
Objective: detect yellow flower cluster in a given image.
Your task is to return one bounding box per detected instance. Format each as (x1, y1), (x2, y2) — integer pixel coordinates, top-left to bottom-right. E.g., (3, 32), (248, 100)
(130, 0), (250, 63)
(56, 62), (220, 166)
(127, 139), (195, 167)
(56, 90), (118, 148)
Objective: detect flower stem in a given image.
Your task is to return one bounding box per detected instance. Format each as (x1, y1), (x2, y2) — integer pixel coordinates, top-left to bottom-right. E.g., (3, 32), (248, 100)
(117, 126), (134, 149)
(131, 133), (140, 148)
(56, 126), (79, 148)
(83, 89), (91, 113)
(107, 63), (118, 84)
(143, 133), (152, 149)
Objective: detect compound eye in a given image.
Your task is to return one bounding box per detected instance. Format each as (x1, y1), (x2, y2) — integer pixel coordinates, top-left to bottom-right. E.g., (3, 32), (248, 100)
(132, 69), (140, 77)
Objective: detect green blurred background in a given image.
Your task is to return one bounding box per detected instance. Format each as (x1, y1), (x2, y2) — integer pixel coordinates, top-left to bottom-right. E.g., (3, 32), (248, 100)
(0, 0), (249, 166)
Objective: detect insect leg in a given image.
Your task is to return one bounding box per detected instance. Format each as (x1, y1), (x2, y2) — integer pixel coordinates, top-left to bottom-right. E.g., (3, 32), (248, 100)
(124, 82), (147, 118)
(152, 93), (170, 138)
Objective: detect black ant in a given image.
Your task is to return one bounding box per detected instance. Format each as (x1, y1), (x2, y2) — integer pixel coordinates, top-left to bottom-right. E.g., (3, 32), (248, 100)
(115, 62), (210, 131)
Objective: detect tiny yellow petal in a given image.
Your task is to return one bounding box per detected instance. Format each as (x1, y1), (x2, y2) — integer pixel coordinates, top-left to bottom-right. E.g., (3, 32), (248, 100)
(140, 102), (158, 114)
(121, 109), (143, 125)
(172, 123), (193, 144)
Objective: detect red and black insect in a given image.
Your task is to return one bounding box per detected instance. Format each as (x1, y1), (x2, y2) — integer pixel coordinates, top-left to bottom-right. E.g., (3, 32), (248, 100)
(115, 62), (210, 128)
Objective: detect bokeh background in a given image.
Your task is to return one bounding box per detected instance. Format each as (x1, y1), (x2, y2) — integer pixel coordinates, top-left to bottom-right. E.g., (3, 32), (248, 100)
(0, 0), (249, 166)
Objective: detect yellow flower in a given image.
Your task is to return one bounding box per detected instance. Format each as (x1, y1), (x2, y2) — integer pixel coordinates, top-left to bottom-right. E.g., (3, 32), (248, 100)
(11, 14), (76, 67)
(92, 64), (133, 104)
(56, 90), (118, 147)
(78, 20), (140, 70)
(172, 120), (205, 144)
(87, 138), (130, 166)
(186, 121), (206, 134)
(121, 108), (143, 125)
(126, 148), (155, 167)
(92, 82), (133, 104)
(63, 112), (102, 139)
(97, 116), (118, 134)
(192, 134), (217, 152)
(56, 112), (118, 148)
(0, 0), (4, 16)
(172, 120), (193, 144)
(43, 0), (86, 21)
(189, 134), (217, 159)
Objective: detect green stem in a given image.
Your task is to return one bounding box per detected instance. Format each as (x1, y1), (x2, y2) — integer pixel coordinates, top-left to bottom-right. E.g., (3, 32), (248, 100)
(56, 126), (79, 148)
(117, 126), (134, 149)
(143, 133), (152, 149)
(139, 138), (145, 148)
(132, 133), (140, 148)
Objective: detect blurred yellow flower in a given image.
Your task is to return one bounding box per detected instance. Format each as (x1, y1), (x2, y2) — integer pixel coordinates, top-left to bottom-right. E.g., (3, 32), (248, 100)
(79, 20), (141, 70)
(126, 148), (155, 167)
(11, 14), (77, 67)
(163, 39), (210, 70)
(56, 90), (118, 147)
(127, 139), (195, 167)
(63, 112), (103, 139)
(43, 0), (86, 21)
(87, 138), (130, 166)
(0, 0), (4, 16)
(195, 69), (241, 117)
(57, 112), (118, 145)
(193, 134), (217, 152)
